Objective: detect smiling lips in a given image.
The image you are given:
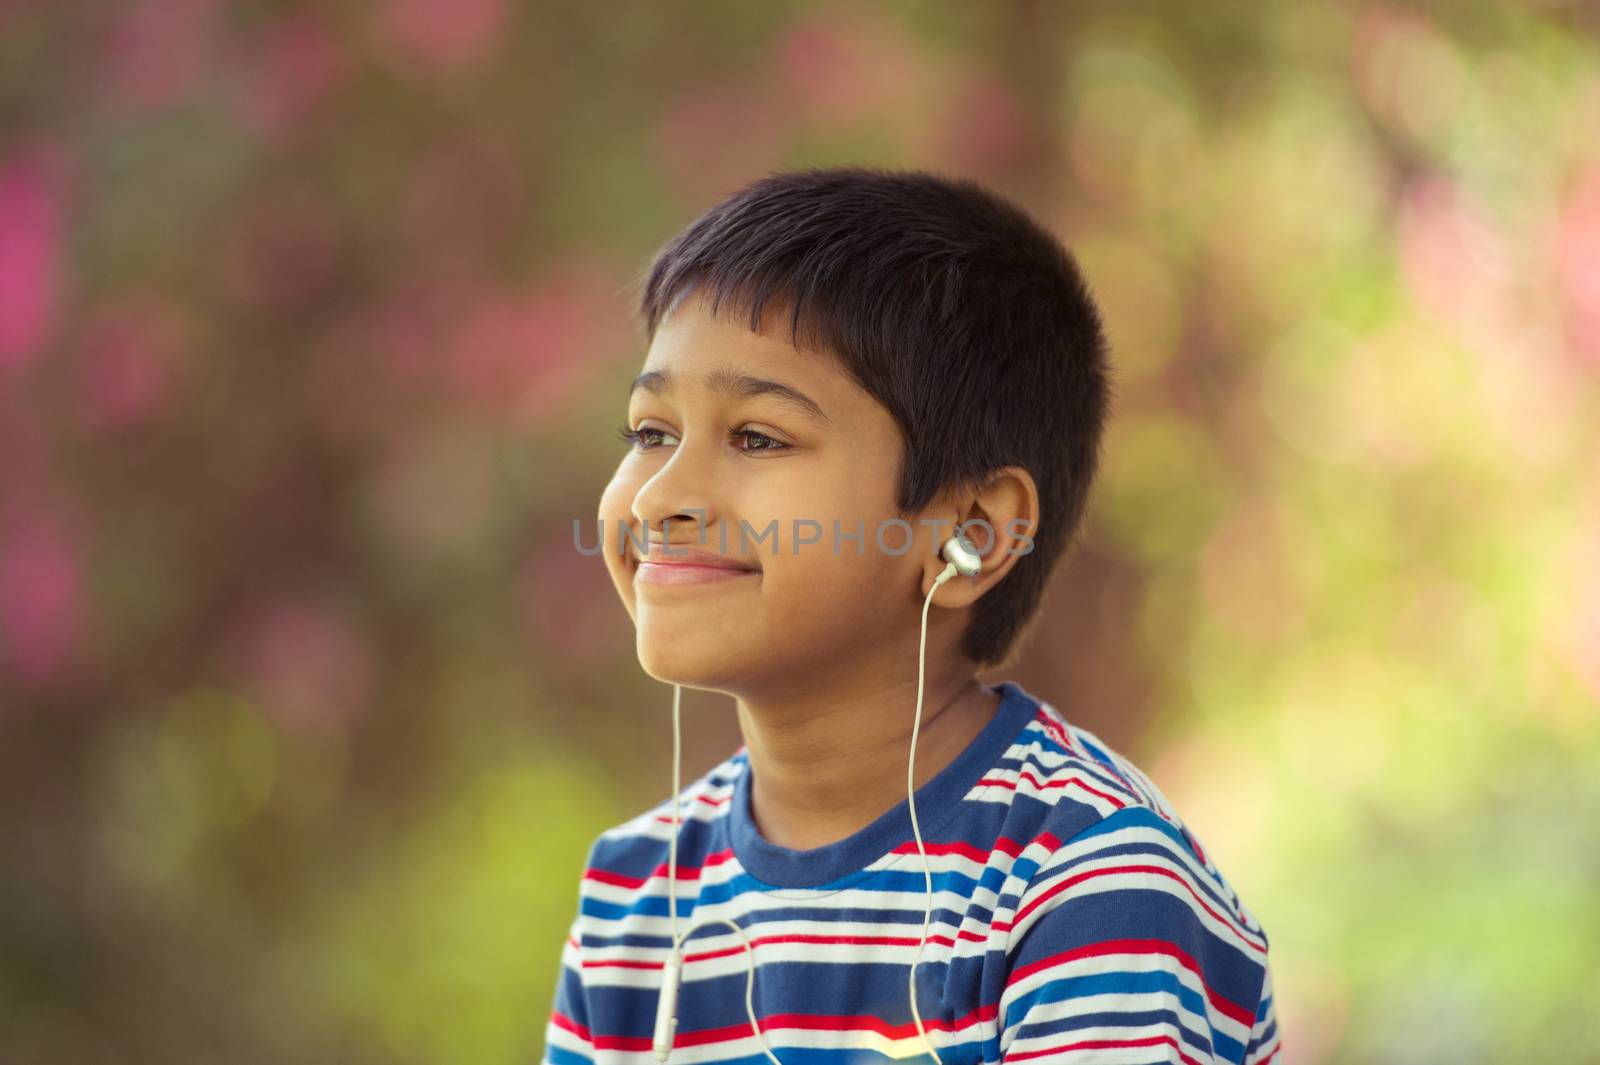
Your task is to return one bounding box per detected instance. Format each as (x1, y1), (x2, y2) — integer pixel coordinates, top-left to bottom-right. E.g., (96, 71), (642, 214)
(634, 543), (761, 586)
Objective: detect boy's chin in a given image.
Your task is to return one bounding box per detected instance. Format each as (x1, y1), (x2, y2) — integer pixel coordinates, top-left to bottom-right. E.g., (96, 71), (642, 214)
(636, 639), (750, 692)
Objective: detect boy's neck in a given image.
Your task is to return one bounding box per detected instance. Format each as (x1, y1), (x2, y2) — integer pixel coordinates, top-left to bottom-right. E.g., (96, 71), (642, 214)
(734, 671), (1001, 853)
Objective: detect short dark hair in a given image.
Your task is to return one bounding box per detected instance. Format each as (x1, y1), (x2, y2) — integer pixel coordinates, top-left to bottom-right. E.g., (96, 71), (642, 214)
(631, 166), (1112, 671)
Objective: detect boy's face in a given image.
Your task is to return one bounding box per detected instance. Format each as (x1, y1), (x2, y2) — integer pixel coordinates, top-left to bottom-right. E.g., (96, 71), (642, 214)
(597, 294), (943, 695)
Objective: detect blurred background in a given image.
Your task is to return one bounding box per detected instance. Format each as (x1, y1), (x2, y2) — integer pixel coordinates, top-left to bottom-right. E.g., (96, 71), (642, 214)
(2, 1), (1597, 1062)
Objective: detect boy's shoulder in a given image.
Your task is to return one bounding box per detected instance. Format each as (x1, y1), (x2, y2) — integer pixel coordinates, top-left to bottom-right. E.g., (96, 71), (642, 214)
(1018, 692), (1270, 944)
(1016, 693), (1195, 838)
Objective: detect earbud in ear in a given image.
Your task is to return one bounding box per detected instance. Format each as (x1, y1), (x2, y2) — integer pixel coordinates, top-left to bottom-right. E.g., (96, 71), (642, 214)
(940, 534), (983, 578)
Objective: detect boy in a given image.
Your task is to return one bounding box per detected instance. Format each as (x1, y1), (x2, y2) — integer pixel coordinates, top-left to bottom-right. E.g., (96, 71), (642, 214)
(545, 167), (1280, 1064)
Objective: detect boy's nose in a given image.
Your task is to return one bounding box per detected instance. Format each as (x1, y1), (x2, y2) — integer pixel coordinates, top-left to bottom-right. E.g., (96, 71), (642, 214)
(631, 471), (716, 544)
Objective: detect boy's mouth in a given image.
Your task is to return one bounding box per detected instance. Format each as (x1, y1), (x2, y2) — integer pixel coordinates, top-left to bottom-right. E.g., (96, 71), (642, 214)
(632, 541), (762, 584)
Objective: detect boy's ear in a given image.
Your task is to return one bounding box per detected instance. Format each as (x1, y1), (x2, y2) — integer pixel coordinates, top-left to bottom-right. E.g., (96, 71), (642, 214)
(920, 465), (1039, 605)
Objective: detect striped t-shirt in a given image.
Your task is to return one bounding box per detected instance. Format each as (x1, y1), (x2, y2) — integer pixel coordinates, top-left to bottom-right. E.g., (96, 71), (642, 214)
(543, 679), (1281, 1064)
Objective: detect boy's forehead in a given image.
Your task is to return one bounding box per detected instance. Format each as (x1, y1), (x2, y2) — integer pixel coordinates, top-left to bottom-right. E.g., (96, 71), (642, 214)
(648, 294), (808, 362)
(638, 296), (866, 413)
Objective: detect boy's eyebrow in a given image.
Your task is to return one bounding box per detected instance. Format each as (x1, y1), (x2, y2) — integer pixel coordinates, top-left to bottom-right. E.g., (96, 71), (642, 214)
(627, 367), (832, 428)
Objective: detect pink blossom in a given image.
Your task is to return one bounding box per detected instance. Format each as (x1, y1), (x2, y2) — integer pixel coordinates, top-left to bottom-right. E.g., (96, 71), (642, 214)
(234, 10), (345, 140)
(379, 0), (507, 73)
(98, 0), (222, 111)
(1398, 175), (1509, 330)
(1556, 165), (1600, 368)
(227, 598), (374, 736)
(938, 69), (1025, 172)
(654, 84), (786, 207)
(444, 264), (617, 428)
(0, 146), (65, 372)
(774, 12), (919, 129)
(0, 510), (83, 688)
(74, 300), (183, 432)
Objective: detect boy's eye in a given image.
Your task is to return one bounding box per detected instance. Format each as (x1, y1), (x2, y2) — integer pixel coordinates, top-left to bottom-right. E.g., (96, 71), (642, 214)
(615, 424), (791, 454)
(731, 429), (788, 453)
(616, 424), (678, 450)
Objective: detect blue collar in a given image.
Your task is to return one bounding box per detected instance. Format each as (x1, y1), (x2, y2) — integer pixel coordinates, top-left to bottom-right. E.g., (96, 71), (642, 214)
(726, 679), (1042, 889)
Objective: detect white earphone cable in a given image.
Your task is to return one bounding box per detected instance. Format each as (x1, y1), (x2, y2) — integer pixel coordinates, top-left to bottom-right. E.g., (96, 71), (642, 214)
(907, 566), (955, 1064)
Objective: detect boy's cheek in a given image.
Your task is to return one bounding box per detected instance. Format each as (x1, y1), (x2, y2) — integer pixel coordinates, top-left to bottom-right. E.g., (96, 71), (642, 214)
(602, 549), (636, 621)
(594, 484), (640, 619)
(596, 478), (636, 554)
(601, 527), (639, 619)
